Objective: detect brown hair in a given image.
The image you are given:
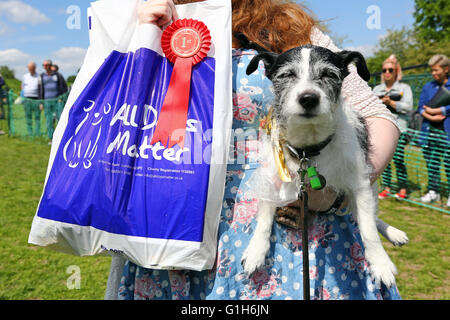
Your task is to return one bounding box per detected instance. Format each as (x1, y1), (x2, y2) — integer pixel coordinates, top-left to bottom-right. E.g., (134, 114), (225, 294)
(231, 0), (316, 52)
(175, 0), (316, 53)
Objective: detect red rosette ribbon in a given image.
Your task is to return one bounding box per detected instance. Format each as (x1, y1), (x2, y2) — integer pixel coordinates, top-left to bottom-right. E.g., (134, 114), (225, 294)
(150, 19), (211, 149)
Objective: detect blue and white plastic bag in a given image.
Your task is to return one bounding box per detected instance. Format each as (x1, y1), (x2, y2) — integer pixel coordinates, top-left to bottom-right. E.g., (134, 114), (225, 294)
(29, 0), (232, 271)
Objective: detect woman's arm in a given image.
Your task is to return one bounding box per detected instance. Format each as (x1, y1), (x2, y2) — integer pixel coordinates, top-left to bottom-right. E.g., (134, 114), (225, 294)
(422, 109), (446, 122)
(365, 117), (399, 184)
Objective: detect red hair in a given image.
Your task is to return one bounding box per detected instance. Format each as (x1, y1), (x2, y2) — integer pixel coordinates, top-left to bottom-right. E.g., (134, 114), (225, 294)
(175, 0), (316, 53)
(231, 0), (316, 52)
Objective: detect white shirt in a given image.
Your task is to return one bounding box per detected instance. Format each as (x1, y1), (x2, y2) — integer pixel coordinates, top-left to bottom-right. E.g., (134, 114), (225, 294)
(373, 81), (414, 132)
(22, 72), (39, 98)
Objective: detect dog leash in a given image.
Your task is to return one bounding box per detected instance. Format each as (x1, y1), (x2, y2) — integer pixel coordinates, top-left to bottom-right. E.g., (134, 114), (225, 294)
(287, 147), (327, 300)
(298, 155), (311, 300)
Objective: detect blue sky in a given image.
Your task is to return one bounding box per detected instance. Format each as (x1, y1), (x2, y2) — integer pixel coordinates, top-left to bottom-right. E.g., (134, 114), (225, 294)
(0, 0), (415, 79)
(303, 0), (415, 50)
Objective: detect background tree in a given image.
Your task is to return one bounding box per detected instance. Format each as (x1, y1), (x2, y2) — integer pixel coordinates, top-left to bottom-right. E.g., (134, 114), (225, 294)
(366, 0), (450, 78)
(0, 66), (20, 95)
(0, 66), (16, 80)
(366, 27), (416, 75)
(414, 0), (450, 43)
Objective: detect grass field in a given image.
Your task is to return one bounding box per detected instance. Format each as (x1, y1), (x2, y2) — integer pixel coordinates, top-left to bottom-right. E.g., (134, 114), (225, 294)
(0, 114), (449, 300)
(0, 117), (111, 300)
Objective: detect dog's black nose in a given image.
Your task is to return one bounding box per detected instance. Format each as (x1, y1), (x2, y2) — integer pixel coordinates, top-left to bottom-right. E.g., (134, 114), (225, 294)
(298, 93), (320, 110)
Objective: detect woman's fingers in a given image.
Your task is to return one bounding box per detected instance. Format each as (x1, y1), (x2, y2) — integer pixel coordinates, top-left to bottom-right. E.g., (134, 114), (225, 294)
(138, 0), (178, 26)
(286, 187), (338, 212)
(168, 0), (179, 21)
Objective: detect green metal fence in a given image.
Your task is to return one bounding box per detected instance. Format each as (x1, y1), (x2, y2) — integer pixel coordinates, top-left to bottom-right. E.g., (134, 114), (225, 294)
(6, 89), (69, 142)
(374, 74), (450, 213)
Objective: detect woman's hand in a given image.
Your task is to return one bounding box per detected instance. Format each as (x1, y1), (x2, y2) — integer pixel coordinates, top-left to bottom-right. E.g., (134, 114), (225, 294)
(286, 186), (347, 212)
(138, 0), (179, 27)
(422, 107), (446, 122)
(424, 105), (443, 116)
(381, 96), (390, 105)
(381, 96), (396, 109)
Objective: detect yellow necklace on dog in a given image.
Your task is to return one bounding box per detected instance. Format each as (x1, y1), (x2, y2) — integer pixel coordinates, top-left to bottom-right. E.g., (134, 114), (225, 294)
(260, 107), (292, 182)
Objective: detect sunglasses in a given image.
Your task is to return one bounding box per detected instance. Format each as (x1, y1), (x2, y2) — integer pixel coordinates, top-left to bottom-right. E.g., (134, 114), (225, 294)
(382, 68), (395, 73)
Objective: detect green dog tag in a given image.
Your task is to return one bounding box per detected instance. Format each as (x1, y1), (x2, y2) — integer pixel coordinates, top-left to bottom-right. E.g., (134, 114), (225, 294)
(307, 167), (318, 177)
(307, 166), (326, 190)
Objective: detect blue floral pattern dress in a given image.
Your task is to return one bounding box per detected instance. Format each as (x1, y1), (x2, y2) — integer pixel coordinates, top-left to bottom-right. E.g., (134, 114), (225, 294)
(117, 49), (402, 300)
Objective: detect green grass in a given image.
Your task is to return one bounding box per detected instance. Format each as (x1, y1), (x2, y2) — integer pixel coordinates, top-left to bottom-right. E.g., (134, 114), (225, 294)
(378, 199), (449, 299)
(0, 120), (110, 300)
(8, 103), (49, 139)
(0, 114), (449, 300)
(384, 136), (450, 214)
(4, 78), (21, 96)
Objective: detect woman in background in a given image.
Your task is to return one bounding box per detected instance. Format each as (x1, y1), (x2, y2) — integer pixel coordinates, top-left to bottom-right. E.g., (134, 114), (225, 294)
(374, 55), (413, 200)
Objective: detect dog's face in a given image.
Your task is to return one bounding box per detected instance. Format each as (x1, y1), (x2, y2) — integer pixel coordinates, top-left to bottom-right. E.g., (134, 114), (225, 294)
(247, 45), (370, 147)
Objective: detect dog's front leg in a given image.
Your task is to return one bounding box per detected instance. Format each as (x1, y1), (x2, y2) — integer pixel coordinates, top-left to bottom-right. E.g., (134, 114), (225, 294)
(241, 201), (276, 276)
(352, 185), (398, 287)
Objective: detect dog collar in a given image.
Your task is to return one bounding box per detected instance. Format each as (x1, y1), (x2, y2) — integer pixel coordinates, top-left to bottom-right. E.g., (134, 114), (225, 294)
(286, 135), (335, 159)
(260, 109), (334, 182)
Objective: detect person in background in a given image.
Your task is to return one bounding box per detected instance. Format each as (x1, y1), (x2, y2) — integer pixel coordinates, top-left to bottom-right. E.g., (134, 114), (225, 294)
(38, 59), (68, 142)
(418, 54), (450, 207)
(51, 64), (68, 121)
(373, 55), (413, 200)
(0, 73), (5, 135)
(22, 61), (42, 137)
(0, 73), (5, 121)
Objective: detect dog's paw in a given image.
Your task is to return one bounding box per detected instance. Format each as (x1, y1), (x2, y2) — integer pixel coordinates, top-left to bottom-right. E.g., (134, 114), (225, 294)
(241, 246), (266, 277)
(386, 226), (409, 247)
(367, 252), (398, 288)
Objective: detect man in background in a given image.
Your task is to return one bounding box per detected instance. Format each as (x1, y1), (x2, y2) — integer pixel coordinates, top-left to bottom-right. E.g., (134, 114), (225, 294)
(38, 59), (68, 142)
(50, 64), (68, 121)
(22, 61), (41, 137)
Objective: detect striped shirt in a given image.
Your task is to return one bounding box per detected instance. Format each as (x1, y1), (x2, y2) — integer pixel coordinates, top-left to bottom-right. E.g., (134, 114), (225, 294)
(42, 73), (59, 99)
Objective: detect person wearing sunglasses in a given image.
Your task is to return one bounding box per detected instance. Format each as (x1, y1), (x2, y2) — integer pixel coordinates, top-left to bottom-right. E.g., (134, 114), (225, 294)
(373, 55), (413, 201)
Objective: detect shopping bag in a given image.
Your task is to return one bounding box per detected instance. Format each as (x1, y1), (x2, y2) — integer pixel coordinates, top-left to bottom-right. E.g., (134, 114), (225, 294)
(29, 0), (232, 271)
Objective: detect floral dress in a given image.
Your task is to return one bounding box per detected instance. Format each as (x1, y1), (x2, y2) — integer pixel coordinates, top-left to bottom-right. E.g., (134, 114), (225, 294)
(117, 48), (401, 300)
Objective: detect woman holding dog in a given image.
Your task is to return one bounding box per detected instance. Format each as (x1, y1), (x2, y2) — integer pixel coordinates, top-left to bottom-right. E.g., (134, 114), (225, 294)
(106, 0), (402, 300)
(374, 55), (413, 200)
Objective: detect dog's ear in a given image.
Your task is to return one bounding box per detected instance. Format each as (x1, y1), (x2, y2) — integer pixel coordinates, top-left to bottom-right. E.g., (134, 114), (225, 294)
(246, 52), (279, 78)
(339, 50), (371, 82)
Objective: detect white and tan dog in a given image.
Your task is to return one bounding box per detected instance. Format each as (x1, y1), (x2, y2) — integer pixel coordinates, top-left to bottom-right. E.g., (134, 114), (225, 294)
(241, 45), (408, 287)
